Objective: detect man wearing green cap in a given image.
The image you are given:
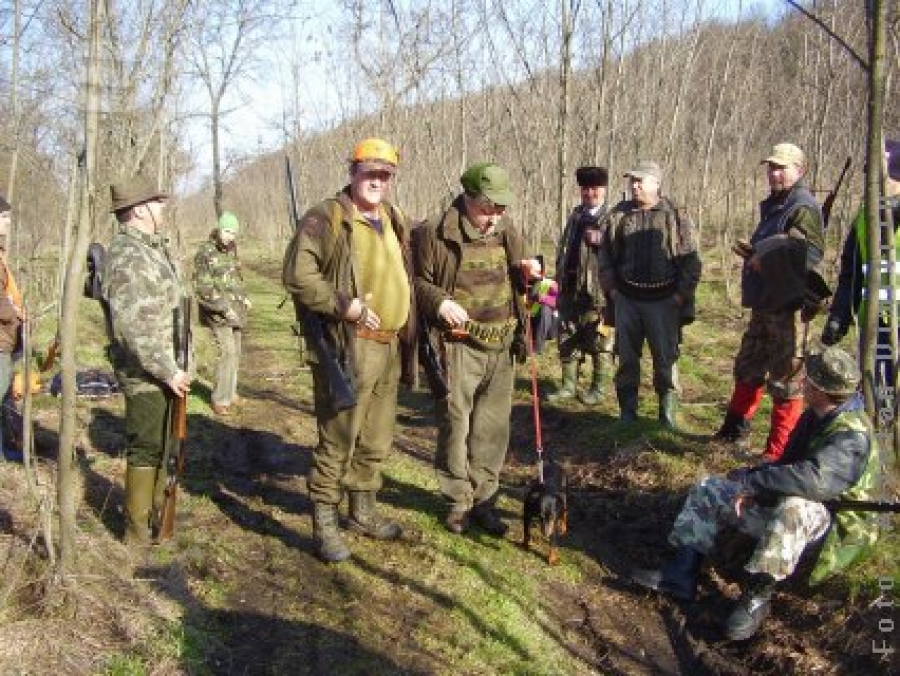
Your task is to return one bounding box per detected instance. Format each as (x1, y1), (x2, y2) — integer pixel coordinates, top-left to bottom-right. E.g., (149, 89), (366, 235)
(193, 211), (251, 416)
(103, 176), (191, 544)
(631, 345), (880, 641)
(414, 162), (539, 535)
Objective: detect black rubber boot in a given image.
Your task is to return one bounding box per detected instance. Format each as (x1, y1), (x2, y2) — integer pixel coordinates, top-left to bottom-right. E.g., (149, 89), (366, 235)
(617, 386), (639, 422)
(659, 391), (678, 429)
(725, 573), (777, 641)
(312, 502), (351, 562)
(470, 500), (508, 537)
(348, 491), (402, 540)
(713, 411), (750, 442)
(631, 546), (704, 602)
(548, 361), (579, 404)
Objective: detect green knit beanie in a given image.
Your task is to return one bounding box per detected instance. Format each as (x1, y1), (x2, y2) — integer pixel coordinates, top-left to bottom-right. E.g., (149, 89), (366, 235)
(218, 211), (240, 234)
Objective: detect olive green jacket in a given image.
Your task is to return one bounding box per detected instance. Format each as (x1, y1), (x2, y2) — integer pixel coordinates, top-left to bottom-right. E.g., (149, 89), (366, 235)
(282, 187), (416, 385)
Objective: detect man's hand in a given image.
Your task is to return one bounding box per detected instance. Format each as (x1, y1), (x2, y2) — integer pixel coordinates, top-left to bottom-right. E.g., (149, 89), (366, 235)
(345, 293), (381, 330)
(167, 370), (191, 398)
(821, 317), (846, 346)
(734, 493), (755, 518)
(520, 258), (542, 281)
(438, 299), (469, 328)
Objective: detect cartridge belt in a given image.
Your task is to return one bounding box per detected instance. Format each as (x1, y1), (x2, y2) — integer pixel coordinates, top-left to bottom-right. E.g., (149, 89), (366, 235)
(357, 327), (398, 344)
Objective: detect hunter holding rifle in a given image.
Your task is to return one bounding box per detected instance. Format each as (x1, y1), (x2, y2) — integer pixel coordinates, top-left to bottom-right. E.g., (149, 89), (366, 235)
(282, 138), (416, 563)
(103, 177), (191, 545)
(714, 143), (826, 461)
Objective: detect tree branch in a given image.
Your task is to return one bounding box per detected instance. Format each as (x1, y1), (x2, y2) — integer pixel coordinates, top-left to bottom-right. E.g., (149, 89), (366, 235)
(784, 0), (868, 71)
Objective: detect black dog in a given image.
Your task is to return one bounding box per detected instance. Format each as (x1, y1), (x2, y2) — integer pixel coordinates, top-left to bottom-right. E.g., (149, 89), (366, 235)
(523, 457), (569, 565)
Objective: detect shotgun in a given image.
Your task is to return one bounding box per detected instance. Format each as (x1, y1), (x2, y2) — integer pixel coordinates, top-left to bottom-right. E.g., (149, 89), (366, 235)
(821, 157), (851, 229)
(158, 295), (192, 541)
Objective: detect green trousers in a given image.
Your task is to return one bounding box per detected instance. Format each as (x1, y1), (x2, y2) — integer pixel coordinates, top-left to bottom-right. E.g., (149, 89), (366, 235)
(435, 341), (514, 511)
(211, 325), (242, 406)
(125, 388), (171, 467)
(308, 337), (400, 505)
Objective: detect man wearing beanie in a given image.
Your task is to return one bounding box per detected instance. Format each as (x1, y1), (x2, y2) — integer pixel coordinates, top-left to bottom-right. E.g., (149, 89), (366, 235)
(0, 196), (23, 460)
(823, 139), (900, 383)
(632, 345), (880, 641)
(547, 166), (614, 406)
(414, 162), (539, 536)
(193, 211), (251, 416)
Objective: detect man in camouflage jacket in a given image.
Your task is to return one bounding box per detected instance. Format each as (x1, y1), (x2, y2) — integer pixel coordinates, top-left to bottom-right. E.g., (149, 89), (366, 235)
(103, 177), (191, 544)
(632, 346), (879, 641)
(193, 211), (250, 416)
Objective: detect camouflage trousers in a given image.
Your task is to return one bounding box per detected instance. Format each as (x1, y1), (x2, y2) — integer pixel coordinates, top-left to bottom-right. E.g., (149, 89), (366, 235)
(669, 475), (831, 580)
(734, 309), (803, 399)
(211, 325), (242, 407)
(308, 336), (400, 505)
(557, 309), (613, 363)
(435, 341), (514, 510)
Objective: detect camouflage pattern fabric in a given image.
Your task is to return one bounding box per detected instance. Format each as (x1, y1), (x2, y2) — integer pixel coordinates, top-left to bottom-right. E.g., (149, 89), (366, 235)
(103, 224), (189, 395)
(193, 234), (249, 328)
(733, 308), (803, 399)
(669, 475), (830, 580)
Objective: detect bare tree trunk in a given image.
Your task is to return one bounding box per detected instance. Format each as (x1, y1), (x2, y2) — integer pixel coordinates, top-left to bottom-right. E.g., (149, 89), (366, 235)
(555, 0), (575, 236)
(5, 0), (21, 202)
(58, 0), (104, 572)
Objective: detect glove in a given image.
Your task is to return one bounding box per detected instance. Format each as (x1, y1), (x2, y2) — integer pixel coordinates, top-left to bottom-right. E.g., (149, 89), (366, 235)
(821, 317), (847, 346)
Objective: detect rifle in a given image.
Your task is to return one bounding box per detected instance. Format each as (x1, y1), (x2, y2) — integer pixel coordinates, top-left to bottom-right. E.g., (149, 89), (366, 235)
(158, 296), (192, 541)
(284, 156), (356, 412)
(824, 498), (900, 514)
(821, 157), (852, 229)
(418, 315), (449, 399)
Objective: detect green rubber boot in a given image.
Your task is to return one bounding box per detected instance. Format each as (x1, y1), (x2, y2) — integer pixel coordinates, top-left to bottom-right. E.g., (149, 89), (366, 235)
(124, 465), (157, 545)
(547, 361), (579, 404)
(579, 354), (606, 406)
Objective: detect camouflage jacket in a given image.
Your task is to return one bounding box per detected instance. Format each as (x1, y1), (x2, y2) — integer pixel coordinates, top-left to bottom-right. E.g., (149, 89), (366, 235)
(102, 223), (188, 393)
(193, 231), (248, 328)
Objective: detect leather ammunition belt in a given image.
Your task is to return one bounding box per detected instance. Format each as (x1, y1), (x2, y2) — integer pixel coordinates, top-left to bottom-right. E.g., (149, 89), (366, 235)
(445, 318), (516, 349)
(621, 277), (676, 290)
(357, 327), (398, 344)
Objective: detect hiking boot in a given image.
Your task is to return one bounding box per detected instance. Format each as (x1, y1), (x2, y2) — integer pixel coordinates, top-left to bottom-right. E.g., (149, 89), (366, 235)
(470, 501), (508, 537)
(312, 502), (351, 563)
(445, 509), (469, 535)
(547, 361), (578, 404)
(659, 391), (678, 429)
(713, 411), (750, 443)
(347, 491), (402, 540)
(724, 573), (777, 641)
(630, 546), (704, 602)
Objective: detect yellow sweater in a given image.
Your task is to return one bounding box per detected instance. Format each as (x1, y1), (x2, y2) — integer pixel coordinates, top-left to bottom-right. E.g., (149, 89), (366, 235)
(351, 206), (410, 331)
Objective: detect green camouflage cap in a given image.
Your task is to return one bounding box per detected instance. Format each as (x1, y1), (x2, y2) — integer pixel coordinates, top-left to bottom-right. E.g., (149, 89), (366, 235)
(218, 211), (240, 234)
(460, 162), (513, 206)
(805, 346), (860, 396)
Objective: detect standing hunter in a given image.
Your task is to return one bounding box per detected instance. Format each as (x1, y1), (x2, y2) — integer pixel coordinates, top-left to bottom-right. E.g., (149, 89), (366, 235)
(193, 211), (251, 417)
(103, 177), (191, 544)
(282, 138), (416, 563)
(597, 161), (702, 427)
(414, 162), (538, 536)
(714, 143), (825, 461)
(548, 165), (613, 406)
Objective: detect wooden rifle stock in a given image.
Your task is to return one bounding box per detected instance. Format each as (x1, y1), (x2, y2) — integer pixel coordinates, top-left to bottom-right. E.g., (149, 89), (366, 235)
(158, 394), (187, 540)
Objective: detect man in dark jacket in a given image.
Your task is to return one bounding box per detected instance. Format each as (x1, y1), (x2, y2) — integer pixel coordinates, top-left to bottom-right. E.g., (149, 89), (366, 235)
(597, 160), (701, 427)
(0, 195), (23, 460)
(632, 346), (878, 641)
(548, 166), (613, 406)
(413, 162), (538, 536)
(283, 138), (415, 563)
(822, 139), (900, 385)
(715, 143), (825, 460)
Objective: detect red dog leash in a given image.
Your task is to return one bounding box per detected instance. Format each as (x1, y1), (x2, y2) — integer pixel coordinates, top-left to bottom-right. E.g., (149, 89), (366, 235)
(521, 262), (545, 485)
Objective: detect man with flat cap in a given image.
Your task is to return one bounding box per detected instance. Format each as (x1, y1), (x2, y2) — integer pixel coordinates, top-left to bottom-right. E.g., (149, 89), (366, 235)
(414, 162), (539, 536)
(631, 345), (880, 641)
(547, 165), (614, 406)
(103, 177), (191, 544)
(715, 143), (825, 461)
(598, 160), (701, 427)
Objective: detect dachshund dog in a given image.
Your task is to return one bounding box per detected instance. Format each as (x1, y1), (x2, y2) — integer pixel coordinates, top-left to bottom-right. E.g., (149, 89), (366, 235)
(523, 457), (569, 565)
